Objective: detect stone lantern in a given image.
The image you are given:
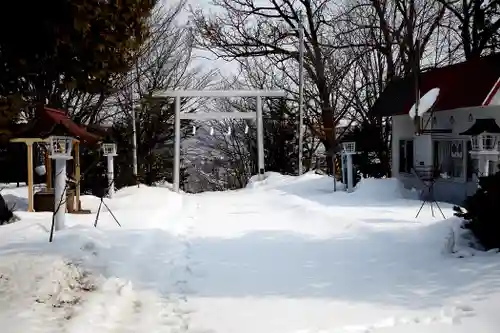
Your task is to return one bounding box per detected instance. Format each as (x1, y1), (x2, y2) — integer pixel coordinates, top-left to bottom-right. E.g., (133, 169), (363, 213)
(47, 135), (74, 231)
(102, 143), (118, 198)
(460, 118), (500, 176)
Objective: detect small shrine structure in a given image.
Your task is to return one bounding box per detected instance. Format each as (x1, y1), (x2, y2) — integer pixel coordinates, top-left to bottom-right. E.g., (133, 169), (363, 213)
(10, 107), (102, 212)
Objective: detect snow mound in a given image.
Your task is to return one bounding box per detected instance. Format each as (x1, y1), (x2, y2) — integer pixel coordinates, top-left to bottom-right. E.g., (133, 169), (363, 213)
(353, 178), (418, 200)
(442, 217), (500, 258)
(112, 185), (182, 210)
(2, 193), (29, 211)
(153, 180), (176, 191)
(0, 254), (98, 331)
(246, 172), (292, 188)
(247, 171), (345, 191)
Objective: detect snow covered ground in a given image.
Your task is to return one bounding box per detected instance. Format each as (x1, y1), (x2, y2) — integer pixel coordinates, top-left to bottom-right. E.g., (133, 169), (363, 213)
(0, 173), (499, 333)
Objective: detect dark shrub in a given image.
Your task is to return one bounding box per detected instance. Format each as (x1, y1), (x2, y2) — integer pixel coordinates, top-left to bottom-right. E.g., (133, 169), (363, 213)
(454, 169), (500, 251)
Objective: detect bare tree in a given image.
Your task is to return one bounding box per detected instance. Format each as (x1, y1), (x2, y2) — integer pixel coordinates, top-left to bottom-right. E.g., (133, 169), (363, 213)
(78, 1), (218, 187)
(336, 0), (446, 78)
(436, 0), (500, 59)
(183, 57), (307, 191)
(191, 0), (356, 173)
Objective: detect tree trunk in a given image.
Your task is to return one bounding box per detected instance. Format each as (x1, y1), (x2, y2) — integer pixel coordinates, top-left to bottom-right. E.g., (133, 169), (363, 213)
(323, 136), (335, 175)
(321, 107), (335, 175)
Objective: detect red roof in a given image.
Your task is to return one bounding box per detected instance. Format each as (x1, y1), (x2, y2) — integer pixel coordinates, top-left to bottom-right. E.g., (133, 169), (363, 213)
(371, 53), (500, 117)
(14, 107), (101, 145)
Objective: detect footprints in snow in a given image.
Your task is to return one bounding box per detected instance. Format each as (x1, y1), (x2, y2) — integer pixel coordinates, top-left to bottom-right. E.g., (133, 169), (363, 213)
(70, 207), (197, 333)
(315, 304), (476, 333)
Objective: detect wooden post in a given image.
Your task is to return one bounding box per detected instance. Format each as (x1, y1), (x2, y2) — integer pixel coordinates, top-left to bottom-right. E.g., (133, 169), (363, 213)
(45, 149), (52, 189)
(27, 142), (34, 212)
(74, 141), (81, 211)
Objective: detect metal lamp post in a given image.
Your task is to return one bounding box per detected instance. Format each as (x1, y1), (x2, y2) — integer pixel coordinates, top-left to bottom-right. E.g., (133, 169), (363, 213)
(102, 143), (118, 198)
(131, 106), (138, 180)
(284, 18), (305, 175)
(298, 18), (305, 175)
(48, 135), (74, 231)
(342, 141), (356, 193)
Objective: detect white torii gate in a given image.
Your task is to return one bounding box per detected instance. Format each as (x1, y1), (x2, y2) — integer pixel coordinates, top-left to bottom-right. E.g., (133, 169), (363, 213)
(150, 90), (286, 192)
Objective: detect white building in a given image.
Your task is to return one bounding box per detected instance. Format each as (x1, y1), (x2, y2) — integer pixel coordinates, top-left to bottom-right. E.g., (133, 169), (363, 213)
(372, 53), (500, 204)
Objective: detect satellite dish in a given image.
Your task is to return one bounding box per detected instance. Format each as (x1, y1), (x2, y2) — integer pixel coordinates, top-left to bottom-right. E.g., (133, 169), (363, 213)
(409, 88), (440, 119)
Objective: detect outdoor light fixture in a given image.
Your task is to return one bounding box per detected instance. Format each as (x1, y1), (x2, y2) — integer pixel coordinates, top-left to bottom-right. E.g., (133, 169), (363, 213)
(341, 141), (356, 193)
(102, 142), (118, 156)
(342, 141), (356, 155)
(102, 142), (118, 198)
(48, 136), (74, 160)
(47, 135), (74, 234)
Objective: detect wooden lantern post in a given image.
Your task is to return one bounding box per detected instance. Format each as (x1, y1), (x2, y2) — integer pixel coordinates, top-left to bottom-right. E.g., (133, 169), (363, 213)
(26, 142), (34, 212)
(74, 140), (81, 211)
(45, 149), (52, 189)
(9, 138), (38, 212)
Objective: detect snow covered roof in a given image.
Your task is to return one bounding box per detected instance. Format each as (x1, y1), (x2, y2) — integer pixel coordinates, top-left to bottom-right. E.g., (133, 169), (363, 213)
(371, 53), (500, 117)
(459, 118), (500, 135)
(13, 107), (101, 145)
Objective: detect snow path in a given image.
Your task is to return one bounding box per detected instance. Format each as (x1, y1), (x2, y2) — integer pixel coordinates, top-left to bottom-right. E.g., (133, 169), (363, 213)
(176, 188), (500, 333)
(64, 204), (196, 333)
(1, 177), (500, 333)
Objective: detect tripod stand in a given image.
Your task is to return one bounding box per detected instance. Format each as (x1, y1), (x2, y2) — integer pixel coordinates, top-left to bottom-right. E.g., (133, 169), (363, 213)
(94, 177), (121, 228)
(413, 166), (446, 219)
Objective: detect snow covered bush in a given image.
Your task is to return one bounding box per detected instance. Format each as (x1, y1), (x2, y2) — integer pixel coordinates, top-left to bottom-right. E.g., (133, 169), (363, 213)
(453, 169), (500, 251)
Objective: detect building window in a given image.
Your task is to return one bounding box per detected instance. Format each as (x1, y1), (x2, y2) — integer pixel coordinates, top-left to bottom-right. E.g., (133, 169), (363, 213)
(433, 140), (464, 179)
(399, 139), (414, 173)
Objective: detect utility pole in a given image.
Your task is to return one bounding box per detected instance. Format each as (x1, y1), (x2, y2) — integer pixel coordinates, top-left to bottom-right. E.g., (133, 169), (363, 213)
(298, 17), (305, 175)
(131, 103), (138, 181)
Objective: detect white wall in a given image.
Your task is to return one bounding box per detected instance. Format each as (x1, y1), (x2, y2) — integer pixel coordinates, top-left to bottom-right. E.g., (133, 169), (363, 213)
(391, 114), (417, 176)
(392, 106), (500, 204)
(393, 106), (500, 175)
(432, 107), (500, 135)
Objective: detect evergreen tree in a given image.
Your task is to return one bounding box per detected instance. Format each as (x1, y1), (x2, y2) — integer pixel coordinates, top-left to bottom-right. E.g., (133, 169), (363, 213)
(0, 0), (157, 119)
(263, 99), (297, 175)
(342, 123), (390, 178)
(454, 166), (500, 250)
